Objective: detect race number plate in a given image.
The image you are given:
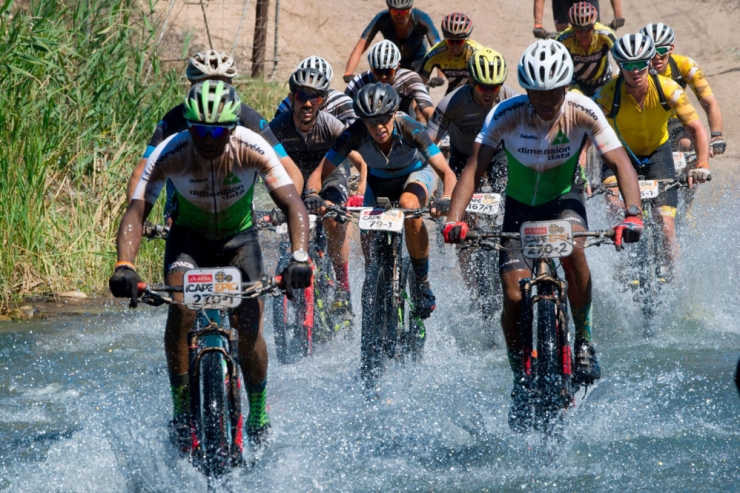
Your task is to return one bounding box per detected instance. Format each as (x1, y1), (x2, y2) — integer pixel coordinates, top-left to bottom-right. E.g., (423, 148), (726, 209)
(183, 267), (242, 309)
(520, 220), (574, 259)
(465, 193), (502, 216)
(639, 180), (659, 200)
(672, 152), (687, 171)
(358, 208), (405, 232)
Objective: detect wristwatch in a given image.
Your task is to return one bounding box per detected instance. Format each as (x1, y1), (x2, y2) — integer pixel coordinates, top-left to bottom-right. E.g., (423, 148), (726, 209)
(625, 205), (642, 217)
(290, 250), (309, 263)
(711, 131), (723, 138)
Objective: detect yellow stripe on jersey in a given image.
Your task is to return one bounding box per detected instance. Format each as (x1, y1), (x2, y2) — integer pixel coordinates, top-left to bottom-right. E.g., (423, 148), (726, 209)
(661, 54), (713, 100)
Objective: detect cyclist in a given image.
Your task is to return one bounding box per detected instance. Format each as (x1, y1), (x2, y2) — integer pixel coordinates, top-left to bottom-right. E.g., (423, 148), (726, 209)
(640, 23), (726, 157)
(345, 40), (435, 123)
(343, 0), (441, 81)
(419, 12), (484, 95)
(534, 0), (624, 36)
(275, 56), (357, 125)
(594, 33), (710, 280)
(126, 50), (303, 204)
(443, 40), (643, 432)
(556, 2), (617, 97)
(269, 67), (354, 322)
(110, 81), (313, 452)
(309, 83), (456, 319)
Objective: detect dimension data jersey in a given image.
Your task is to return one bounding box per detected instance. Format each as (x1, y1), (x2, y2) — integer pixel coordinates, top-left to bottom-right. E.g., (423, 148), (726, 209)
(476, 92), (621, 206)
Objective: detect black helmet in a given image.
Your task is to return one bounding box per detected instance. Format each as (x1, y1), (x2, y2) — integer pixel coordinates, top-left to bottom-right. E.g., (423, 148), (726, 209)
(353, 83), (400, 120)
(288, 67), (330, 97)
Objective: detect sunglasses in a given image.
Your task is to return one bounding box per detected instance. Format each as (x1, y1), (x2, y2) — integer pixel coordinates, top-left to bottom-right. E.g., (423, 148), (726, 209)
(364, 113), (394, 126)
(187, 122), (236, 139)
(294, 91), (324, 104)
(655, 46), (671, 56)
(389, 8), (410, 16)
(619, 60), (650, 71)
(573, 24), (594, 32)
(475, 82), (502, 93)
(445, 38), (467, 46)
(372, 68), (396, 78)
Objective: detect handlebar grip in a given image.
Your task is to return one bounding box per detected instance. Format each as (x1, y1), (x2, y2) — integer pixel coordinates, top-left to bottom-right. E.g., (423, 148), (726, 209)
(464, 231), (479, 240)
(274, 275), (284, 289)
(137, 282), (147, 295)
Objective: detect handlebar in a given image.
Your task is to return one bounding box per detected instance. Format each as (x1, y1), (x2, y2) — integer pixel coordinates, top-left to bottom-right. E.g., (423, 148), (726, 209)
(464, 229), (616, 241)
(136, 276), (284, 307)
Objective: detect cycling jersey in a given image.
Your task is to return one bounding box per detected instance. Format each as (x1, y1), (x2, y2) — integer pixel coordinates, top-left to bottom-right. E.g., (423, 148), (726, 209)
(143, 103), (288, 159)
(134, 127), (293, 241)
(326, 112), (440, 178)
(658, 54), (713, 101)
(274, 89), (356, 125)
(556, 22), (616, 88)
(427, 84), (519, 154)
(360, 9), (441, 70)
(476, 92), (621, 206)
(345, 69), (434, 114)
(269, 110), (348, 181)
(594, 74), (699, 156)
(419, 39), (485, 94)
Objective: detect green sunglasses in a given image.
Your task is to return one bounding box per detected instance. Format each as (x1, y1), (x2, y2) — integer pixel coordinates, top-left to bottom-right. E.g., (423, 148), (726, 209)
(655, 46), (671, 56)
(619, 60), (650, 71)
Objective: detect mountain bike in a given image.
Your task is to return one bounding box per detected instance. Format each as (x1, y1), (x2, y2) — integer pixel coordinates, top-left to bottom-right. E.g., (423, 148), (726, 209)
(268, 206), (351, 364)
(347, 199), (430, 390)
(463, 222), (615, 434)
(137, 274), (282, 480)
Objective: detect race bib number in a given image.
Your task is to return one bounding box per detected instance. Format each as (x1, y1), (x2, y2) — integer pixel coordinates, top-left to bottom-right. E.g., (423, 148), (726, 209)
(520, 220), (574, 259)
(672, 152), (687, 171)
(183, 267), (242, 309)
(465, 193), (502, 216)
(639, 180), (659, 200)
(358, 208), (405, 232)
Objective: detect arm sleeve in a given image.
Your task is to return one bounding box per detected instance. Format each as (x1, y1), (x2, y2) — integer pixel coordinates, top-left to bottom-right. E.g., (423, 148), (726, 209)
(360, 13), (383, 41)
(398, 114), (440, 161)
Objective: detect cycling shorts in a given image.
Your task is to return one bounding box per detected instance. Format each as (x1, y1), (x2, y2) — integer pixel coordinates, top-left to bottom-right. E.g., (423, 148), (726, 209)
(553, 0), (600, 26)
(449, 145), (508, 194)
(363, 166), (437, 207)
(602, 141), (677, 214)
(499, 190), (588, 275)
(320, 167), (349, 205)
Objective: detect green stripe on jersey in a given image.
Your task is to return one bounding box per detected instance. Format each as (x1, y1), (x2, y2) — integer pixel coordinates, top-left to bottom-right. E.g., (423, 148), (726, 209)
(174, 183), (255, 240)
(504, 149), (581, 206)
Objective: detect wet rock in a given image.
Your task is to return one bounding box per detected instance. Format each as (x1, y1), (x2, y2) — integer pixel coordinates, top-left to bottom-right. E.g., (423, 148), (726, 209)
(7, 309), (30, 320)
(18, 305), (35, 318)
(0, 315), (12, 322)
(58, 291), (88, 299)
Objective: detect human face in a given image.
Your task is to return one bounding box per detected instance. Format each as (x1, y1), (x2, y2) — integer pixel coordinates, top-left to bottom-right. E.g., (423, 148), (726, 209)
(445, 38), (467, 56)
(363, 112), (395, 144)
(291, 92), (323, 125)
(573, 25), (594, 47)
(650, 44), (674, 73)
(188, 123), (234, 159)
(471, 81), (502, 107)
(372, 67), (396, 84)
(526, 87), (567, 121)
(619, 60), (650, 88)
(389, 7), (411, 24)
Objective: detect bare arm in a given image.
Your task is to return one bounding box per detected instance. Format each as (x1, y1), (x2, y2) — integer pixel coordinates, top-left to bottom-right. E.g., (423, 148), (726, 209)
(126, 158), (148, 202)
(609, 0), (623, 19)
(420, 106), (434, 124)
(533, 0), (545, 27)
(601, 147), (641, 210)
(116, 199), (154, 264)
(447, 143), (496, 222)
(269, 184), (310, 253)
(427, 153), (457, 199)
(699, 95), (723, 135)
(280, 155), (304, 193)
(348, 151), (367, 195)
(684, 119), (710, 186)
(344, 38), (371, 79)
(306, 156), (335, 195)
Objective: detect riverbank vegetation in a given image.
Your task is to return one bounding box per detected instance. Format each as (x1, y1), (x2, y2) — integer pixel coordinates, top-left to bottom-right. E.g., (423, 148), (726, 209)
(0, 0), (285, 308)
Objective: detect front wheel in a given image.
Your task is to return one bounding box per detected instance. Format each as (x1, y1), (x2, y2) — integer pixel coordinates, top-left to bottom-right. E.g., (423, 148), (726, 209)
(533, 298), (569, 433)
(198, 351), (231, 477)
(360, 254), (393, 389)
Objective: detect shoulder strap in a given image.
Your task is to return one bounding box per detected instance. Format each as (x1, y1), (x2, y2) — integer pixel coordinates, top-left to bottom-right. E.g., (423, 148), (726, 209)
(668, 56), (687, 88)
(650, 71), (671, 112)
(606, 75), (623, 119)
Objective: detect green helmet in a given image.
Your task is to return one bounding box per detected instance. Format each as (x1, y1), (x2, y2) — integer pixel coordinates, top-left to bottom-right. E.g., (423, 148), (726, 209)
(183, 80), (241, 124)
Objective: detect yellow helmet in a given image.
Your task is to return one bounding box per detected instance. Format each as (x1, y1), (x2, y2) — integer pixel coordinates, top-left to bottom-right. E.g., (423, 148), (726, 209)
(468, 48), (508, 85)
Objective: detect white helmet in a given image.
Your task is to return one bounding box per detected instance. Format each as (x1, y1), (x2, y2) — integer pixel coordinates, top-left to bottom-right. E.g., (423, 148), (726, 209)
(368, 40), (401, 70)
(612, 33), (656, 63)
(640, 23), (675, 47)
(517, 40), (573, 91)
(297, 56), (334, 82)
(186, 50), (238, 82)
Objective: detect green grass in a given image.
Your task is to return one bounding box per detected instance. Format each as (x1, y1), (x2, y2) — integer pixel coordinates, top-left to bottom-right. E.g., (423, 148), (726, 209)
(0, 0), (286, 308)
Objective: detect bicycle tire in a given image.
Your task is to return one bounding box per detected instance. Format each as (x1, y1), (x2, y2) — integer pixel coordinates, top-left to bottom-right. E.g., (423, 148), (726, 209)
(312, 250), (340, 342)
(473, 248), (502, 349)
(199, 351), (231, 477)
(272, 253), (312, 363)
(534, 297), (567, 432)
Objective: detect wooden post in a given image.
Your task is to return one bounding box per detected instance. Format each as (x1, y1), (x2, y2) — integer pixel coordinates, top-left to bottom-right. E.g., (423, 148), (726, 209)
(251, 0), (270, 77)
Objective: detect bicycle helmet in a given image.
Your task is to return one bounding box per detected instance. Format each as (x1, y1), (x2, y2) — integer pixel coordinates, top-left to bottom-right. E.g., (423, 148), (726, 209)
(441, 12), (473, 39)
(568, 2), (598, 27)
(386, 0), (413, 9)
(368, 40), (401, 70)
(288, 67), (330, 97)
(640, 23), (675, 47)
(353, 83), (400, 120)
(468, 48), (508, 85)
(183, 80), (241, 123)
(612, 33), (655, 62)
(186, 50), (238, 82)
(517, 40), (573, 90)
(296, 56), (334, 82)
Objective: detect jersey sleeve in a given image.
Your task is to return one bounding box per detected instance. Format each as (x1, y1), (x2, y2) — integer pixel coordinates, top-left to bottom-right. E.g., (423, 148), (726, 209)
(325, 120), (366, 167)
(239, 105), (288, 159)
(397, 113), (440, 161)
(419, 43), (442, 79)
(678, 56), (713, 100)
(133, 134), (181, 204)
(232, 127), (293, 191)
(331, 92), (358, 125)
(475, 100), (515, 149)
(274, 95), (292, 118)
(663, 79), (700, 126)
(143, 105), (183, 158)
(574, 95), (622, 154)
(426, 90), (454, 141)
(344, 73), (367, 99)
(415, 9), (441, 44)
(405, 73), (434, 110)
(360, 12), (384, 41)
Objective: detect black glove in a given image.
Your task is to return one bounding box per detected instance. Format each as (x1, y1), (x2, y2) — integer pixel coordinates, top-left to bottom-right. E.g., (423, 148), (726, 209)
(269, 207), (286, 225)
(281, 261), (313, 300)
(428, 77), (446, 88)
(432, 196), (451, 214)
(533, 27), (548, 39)
(303, 193), (326, 214)
(109, 265), (141, 308)
(343, 74), (355, 83)
(609, 18), (625, 30)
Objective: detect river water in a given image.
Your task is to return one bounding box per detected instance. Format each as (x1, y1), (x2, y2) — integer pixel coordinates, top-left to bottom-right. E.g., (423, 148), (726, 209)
(1, 178), (739, 492)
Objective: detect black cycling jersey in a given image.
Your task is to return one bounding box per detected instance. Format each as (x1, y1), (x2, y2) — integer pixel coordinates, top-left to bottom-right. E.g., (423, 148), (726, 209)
(144, 103), (287, 159)
(274, 89), (356, 125)
(360, 9), (441, 70)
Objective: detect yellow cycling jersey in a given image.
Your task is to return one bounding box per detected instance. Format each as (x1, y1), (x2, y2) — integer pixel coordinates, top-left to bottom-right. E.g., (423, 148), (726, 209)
(420, 39), (485, 93)
(556, 22), (616, 87)
(594, 74), (699, 156)
(658, 53), (713, 101)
